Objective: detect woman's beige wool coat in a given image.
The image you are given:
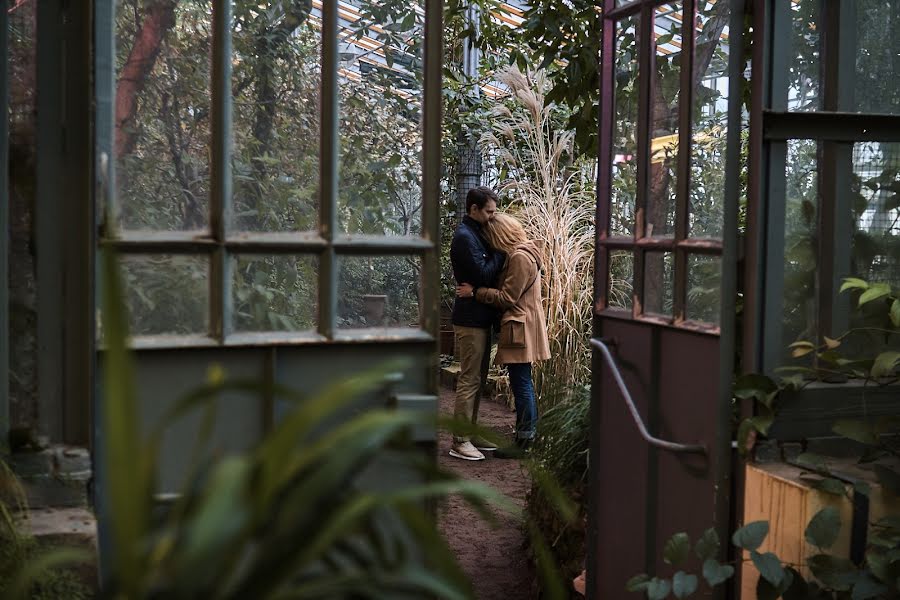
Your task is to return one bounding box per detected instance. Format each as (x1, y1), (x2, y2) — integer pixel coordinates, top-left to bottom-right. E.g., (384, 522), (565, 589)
(475, 240), (551, 365)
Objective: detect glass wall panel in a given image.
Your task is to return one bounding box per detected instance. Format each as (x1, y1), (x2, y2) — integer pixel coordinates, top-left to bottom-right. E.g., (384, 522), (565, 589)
(337, 256), (421, 328)
(855, 0), (900, 115)
(115, 1), (212, 231)
(231, 2), (319, 232)
(611, 15), (640, 237)
(646, 3), (681, 239)
(687, 254), (721, 325)
(689, 0), (730, 239)
(608, 250), (634, 310)
(782, 140), (818, 354)
(118, 255), (209, 336)
(787, 0), (820, 112)
(643, 251), (673, 316)
(337, 0), (424, 236)
(232, 255), (318, 332)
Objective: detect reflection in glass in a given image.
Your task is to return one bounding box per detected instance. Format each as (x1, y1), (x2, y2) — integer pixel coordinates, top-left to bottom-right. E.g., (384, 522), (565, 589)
(338, 0), (424, 236)
(119, 255), (208, 336)
(116, 1), (211, 231)
(337, 256), (421, 328)
(783, 140), (818, 354)
(232, 2), (319, 232)
(646, 3), (682, 238)
(608, 250), (634, 310)
(686, 255), (721, 325)
(643, 252), (674, 316)
(787, 0), (820, 111)
(611, 15), (640, 237)
(689, 0), (731, 239)
(855, 0), (900, 115)
(232, 255), (318, 332)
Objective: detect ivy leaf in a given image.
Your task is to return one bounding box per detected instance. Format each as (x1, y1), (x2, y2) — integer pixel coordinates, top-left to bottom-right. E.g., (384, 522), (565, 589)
(664, 533), (691, 567)
(694, 528), (720, 562)
(840, 277), (869, 293)
(871, 351), (900, 378)
(858, 283), (891, 306)
(732, 521), (769, 551)
(833, 419), (878, 445)
(874, 464), (900, 495)
(701, 559), (734, 587)
(891, 299), (900, 328)
(647, 577), (672, 600)
(625, 573), (650, 592)
(672, 571), (698, 598)
(805, 506), (842, 549)
(751, 551), (786, 587)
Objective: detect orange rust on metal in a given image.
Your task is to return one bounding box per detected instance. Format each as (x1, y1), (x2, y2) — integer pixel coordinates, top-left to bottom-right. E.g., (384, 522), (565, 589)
(635, 207), (645, 239)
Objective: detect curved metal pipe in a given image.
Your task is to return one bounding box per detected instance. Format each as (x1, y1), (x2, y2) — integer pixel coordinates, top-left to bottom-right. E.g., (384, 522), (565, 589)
(591, 338), (707, 454)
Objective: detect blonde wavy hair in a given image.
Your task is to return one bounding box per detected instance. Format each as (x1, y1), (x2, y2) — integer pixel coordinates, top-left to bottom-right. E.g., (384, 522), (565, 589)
(483, 212), (529, 254)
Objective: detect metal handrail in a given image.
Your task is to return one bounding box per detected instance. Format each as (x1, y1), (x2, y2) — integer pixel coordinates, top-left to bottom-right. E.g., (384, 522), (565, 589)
(591, 338), (707, 455)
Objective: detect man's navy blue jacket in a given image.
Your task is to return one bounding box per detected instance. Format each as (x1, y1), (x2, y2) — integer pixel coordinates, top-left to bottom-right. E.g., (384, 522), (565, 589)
(450, 216), (505, 328)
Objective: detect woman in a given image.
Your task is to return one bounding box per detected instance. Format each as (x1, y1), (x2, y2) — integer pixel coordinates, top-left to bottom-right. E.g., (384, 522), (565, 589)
(456, 212), (550, 456)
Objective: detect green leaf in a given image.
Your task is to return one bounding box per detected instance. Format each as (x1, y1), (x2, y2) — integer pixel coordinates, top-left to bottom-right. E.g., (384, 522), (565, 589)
(625, 573), (651, 592)
(694, 528), (720, 561)
(751, 551), (786, 586)
(874, 464), (900, 495)
(833, 419), (878, 445)
(858, 283), (891, 306)
(808, 477), (848, 497)
(852, 574), (889, 600)
(736, 419), (757, 458)
(795, 452), (828, 471)
(755, 574), (780, 600)
(672, 571), (698, 598)
(732, 521), (769, 551)
(805, 506), (842, 549)
(840, 277), (870, 293)
(647, 577), (672, 600)
(789, 341), (815, 357)
(890, 299), (900, 328)
(750, 415), (774, 435)
(807, 554), (858, 590)
(664, 532), (691, 566)
(871, 351), (900, 378)
(782, 567), (809, 600)
(701, 559), (734, 587)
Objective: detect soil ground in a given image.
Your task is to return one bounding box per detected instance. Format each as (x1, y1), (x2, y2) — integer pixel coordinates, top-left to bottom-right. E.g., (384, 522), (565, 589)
(437, 388), (537, 600)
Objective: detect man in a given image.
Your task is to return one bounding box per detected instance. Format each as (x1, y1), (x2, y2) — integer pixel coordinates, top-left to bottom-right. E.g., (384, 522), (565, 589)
(449, 186), (506, 461)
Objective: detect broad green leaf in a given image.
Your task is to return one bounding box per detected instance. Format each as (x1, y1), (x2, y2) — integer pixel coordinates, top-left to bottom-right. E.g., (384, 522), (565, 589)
(871, 351), (900, 378)
(853, 481), (872, 497)
(647, 577), (672, 600)
(625, 573), (651, 592)
(891, 299), (900, 328)
(694, 528), (720, 561)
(823, 336), (841, 349)
(751, 551), (786, 586)
(755, 573), (780, 600)
(789, 341), (815, 358)
(840, 277), (869, 293)
(805, 507), (842, 549)
(701, 559), (734, 587)
(732, 521), (769, 551)
(663, 532), (691, 566)
(672, 571), (698, 598)
(736, 419), (757, 458)
(874, 464), (900, 495)
(852, 574), (889, 600)
(833, 419), (878, 445)
(795, 452), (828, 471)
(750, 415), (774, 435)
(858, 283), (891, 306)
(808, 477), (848, 497)
(807, 554), (858, 590)
(782, 567), (809, 600)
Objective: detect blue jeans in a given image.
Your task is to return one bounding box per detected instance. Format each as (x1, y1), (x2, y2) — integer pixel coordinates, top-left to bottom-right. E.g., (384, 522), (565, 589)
(506, 363), (538, 440)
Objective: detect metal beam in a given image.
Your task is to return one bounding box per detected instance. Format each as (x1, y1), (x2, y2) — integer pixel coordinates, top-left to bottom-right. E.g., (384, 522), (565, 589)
(762, 111), (900, 142)
(0, 0), (8, 444)
(319, 0), (339, 340)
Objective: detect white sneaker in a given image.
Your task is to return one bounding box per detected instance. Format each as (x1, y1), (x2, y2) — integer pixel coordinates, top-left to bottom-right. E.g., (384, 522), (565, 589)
(449, 441), (485, 461)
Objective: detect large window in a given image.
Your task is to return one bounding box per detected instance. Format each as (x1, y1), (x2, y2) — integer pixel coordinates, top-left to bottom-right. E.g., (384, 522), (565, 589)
(101, 0), (439, 347)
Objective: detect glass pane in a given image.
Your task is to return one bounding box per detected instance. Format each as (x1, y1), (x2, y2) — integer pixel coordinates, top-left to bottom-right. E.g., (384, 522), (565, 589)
(855, 0), (900, 115)
(646, 3), (682, 238)
(337, 256), (421, 328)
(231, 3), (319, 232)
(115, 1), (211, 231)
(643, 252), (674, 316)
(687, 255), (721, 325)
(611, 15), (640, 238)
(608, 250), (634, 310)
(232, 255), (318, 332)
(783, 140), (818, 354)
(787, 0), (820, 111)
(689, 0), (731, 239)
(337, 0), (424, 236)
(10, 0), (38, 424)
(118, 255), (208, 336)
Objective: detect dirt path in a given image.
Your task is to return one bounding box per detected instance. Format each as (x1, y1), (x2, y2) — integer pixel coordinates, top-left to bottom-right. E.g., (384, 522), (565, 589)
(437, 388), (537, 600)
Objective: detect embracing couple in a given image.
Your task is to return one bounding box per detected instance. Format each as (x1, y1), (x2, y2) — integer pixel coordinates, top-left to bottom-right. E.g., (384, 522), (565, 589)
(449, 185), (550, 461)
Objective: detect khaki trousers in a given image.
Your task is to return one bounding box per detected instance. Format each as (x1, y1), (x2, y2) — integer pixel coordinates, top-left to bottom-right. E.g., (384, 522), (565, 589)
(453, 325), (491, 443)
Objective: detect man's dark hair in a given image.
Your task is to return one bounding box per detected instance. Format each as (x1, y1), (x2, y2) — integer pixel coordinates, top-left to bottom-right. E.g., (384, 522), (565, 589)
(466, 186), (498, 214)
